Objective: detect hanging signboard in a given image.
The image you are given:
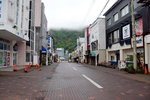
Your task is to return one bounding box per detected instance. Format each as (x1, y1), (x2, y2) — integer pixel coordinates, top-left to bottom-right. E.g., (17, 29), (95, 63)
(131, 36), (143, 47)
(7, 52), (10, 66)
(122, 24), (130, 39)
(135, 18), (143, 36)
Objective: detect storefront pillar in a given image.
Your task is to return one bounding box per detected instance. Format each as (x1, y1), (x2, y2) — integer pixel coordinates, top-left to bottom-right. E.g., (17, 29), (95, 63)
(95, 55), (97, 66)
(120, 49), (123, 61)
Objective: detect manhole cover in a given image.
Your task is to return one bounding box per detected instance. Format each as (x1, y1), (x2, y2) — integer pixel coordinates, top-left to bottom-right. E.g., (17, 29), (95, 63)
(35, 97), (45, 100)
(46, 77), (52, 79)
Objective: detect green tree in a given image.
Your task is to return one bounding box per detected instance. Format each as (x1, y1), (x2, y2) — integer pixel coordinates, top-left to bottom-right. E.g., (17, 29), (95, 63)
(50, 29), (84, 52)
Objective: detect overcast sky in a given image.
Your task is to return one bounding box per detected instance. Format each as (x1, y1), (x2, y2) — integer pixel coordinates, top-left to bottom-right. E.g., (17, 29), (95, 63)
(42, 0), (118, 30)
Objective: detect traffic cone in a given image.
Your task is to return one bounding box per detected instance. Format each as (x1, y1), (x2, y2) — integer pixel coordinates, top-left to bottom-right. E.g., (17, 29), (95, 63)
(24, 65), (28, 72)
(144, 66), (149, 74)
(36, 64), (39, 69)
(13, 64), (17, 71)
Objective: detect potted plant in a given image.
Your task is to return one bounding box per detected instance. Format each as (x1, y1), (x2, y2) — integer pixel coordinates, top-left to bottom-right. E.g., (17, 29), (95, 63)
(125, 64), (135, 74)
(126, 56), (133, 62)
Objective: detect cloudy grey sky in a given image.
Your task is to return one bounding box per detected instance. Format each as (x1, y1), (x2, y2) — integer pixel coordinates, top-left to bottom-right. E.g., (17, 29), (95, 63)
(42, 0), (118, 29)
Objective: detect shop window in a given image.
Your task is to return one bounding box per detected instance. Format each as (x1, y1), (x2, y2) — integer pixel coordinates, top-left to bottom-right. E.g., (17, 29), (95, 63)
(0, 52), (3, 66)
(4, 44), (7, 50)
(0, 43), (3, 50)
(107, 18), (111, 26)
(26, 53), (30, 62)
(111, 56), (115, 61)
(113, 30), (120, 43)
(3, 52), (7, 66)
(113, 13), (118, 22)
(13, 53), (17, 65)
(7, 45), (10, 50)
(108, 33), (113, 44)
(91, 40), (98, 51)
(121, 5), (129, 17)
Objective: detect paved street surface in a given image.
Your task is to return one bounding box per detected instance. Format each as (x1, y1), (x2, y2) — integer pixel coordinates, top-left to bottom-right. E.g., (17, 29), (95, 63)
(0, 62), (150, 100)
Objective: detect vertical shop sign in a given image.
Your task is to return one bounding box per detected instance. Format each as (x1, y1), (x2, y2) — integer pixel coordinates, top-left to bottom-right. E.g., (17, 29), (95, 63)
(135, 18), (143, 36)
(7, 52), (10, 66)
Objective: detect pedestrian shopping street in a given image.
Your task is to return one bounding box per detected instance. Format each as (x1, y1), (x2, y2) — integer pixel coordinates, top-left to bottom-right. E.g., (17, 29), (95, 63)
(0, 62), (150, 100)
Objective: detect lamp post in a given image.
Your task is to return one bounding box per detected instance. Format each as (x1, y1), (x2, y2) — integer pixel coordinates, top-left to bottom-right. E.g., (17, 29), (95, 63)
(131, 0), (137, 71)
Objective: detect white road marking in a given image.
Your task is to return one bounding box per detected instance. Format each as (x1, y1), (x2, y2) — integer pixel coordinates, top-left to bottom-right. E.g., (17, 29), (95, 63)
(82, 74), (103, 89)
(72, 67), (77, 71)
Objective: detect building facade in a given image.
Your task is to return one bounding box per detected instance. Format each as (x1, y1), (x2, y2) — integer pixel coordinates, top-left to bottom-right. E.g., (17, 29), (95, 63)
(47, 34), (54, 64)
(89, 18), (106, 65)
(104, 0), (149, 72)
(76, 37), (85, 63)
(84, 27), (90, 64)
(137, 0), (150, 72)
(56, 48), (65, 61)
(39, 3), (48, 65)
(26, 0), (35, 65)
(0, 0), (30, 68)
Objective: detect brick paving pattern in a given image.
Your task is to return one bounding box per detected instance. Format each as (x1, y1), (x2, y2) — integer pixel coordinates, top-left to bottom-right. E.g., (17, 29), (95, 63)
(0, 62), (150, 100)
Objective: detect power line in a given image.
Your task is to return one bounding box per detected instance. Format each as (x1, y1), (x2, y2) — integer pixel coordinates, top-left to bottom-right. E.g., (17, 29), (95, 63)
(97, 0), (110, 17)
(80, 0), (96, 26)
(81, 0), (110, 27)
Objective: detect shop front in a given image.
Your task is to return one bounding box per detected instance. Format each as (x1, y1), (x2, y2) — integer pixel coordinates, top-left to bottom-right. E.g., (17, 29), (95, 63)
(40, 46), (47, 65)
(89, 51), (96, 65)
(145, 34), (150, 72)
(0, 41), (11, 68)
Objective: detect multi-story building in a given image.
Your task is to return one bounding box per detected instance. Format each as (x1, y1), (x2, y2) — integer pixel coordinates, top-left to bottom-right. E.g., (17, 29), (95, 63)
(0, 0), (30, 68)
(56, 48), (65, 61)
(89, 18), (106, 65)
(84, 27), (90, 64)
(26, 0), (35, 65)
(39, 3), (48, 65)
(27, 0), (48, 65)
(80, 42), (86, 63)
(104, 0), (149, 71)
(47, 34), (54, 64)
(33, 0), (41, 65)
(137, 0), (150, 72)
(76, 37), (85, 63)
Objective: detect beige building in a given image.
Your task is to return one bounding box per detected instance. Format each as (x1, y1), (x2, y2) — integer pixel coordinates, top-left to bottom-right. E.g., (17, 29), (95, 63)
(89, 18), (106, 65)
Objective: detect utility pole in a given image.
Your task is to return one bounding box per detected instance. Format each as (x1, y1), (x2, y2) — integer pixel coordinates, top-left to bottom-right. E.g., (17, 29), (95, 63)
(131, 0), (137, 71)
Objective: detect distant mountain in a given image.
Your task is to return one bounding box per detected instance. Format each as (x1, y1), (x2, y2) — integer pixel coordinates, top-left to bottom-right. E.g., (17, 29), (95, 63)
(50, 29), (84, 52)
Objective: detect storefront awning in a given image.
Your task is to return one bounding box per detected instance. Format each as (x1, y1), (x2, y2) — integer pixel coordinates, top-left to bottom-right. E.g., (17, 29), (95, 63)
(90, 52), (96, 57)
(41, 46), (47, 53)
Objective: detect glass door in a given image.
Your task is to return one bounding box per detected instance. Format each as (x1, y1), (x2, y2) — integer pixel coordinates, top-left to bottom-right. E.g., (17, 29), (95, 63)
(3, 52), (7, 66)
(0, 52), (3, 66)
(13, 53), (17, 65)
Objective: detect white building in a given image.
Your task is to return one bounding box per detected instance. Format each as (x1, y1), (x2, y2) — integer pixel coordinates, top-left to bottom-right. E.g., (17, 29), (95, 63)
(56, 48), (65, 61)
(77, 37), (85, 63)
(89, 18), (106, 65)
(80, 42), (86, 63)
(0, 0), (30, 67)
(47, 34), (54, 64)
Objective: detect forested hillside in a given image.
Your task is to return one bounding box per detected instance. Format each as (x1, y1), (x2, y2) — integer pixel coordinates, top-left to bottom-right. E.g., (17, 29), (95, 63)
(50, 29), (84, 52)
